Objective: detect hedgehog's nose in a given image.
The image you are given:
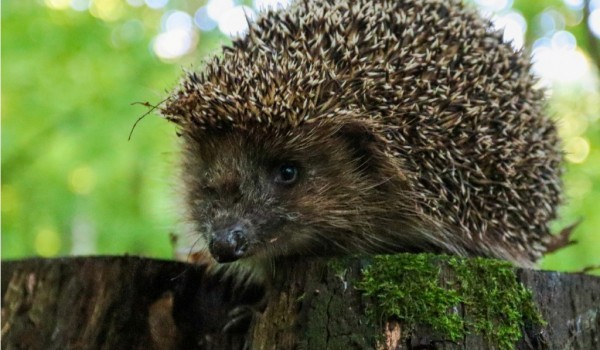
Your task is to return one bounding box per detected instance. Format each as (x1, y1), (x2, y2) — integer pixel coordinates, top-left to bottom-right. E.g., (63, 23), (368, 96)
(209, 224), (249, 263)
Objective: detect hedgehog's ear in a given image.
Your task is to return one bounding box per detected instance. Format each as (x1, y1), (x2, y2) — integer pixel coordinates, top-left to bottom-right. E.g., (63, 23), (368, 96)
(335, 121), (387, 173)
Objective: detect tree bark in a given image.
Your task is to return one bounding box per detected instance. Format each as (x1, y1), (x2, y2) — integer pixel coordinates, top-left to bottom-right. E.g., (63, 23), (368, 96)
(1, 256), (249, 350)
(2, 256), (599, 350)
(250, 257), (600, 349)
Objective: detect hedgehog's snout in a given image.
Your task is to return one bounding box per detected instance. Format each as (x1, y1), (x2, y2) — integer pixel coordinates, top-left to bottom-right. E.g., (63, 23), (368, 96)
(209, 223), (250, 263)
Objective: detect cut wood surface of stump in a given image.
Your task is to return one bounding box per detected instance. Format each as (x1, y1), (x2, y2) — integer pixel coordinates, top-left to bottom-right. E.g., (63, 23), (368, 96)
(2, 255), (599, 350)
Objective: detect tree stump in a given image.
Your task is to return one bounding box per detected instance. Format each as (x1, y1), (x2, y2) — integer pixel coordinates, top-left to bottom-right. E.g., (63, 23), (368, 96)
(2, 255), (599, 349)
(0, 256), (250, 350)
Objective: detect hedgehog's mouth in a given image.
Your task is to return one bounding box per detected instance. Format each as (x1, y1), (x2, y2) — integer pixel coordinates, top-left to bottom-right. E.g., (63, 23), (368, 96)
(207, 217), (289, 263)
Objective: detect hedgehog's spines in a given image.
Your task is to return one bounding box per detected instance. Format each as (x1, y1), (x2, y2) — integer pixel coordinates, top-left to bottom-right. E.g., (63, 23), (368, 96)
(163, 0), (562, 265)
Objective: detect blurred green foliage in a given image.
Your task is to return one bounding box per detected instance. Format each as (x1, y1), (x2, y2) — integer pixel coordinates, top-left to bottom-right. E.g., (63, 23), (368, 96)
(2, 0), (599, 273)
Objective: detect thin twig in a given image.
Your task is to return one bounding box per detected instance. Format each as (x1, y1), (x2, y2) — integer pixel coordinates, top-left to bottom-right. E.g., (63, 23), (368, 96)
(128, 98), (168, 141)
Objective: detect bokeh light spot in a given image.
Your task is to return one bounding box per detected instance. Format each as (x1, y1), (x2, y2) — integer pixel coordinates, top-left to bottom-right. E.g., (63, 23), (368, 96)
(552, 30), (577, 50)
(253, 0), (292, 10)
(538, 9), (566, 34)
(153, 29), (197, 60)
(475, 0), (513, 12)
(1, 185), (20, 216)
(493, 11), (527, 50)
(45, 0), (71, 10)
(69, 166), (97, 195)
(565, 136), (591, 163)
(111, 19), (145, 47)
(35, 227), (62, 257)
(532, 35), (591, 84)
(90, 0), (124, 22)
(563, 0), (584, 10)
(218, 5), (256, 37)
(126, 0), (144, 7)
(195, 6), (218, 31)
(163, 10), (193, 32)
(589, 9), (600, 38)
(206, 0), (235, 22)
(71, 0), (90, 11)
(145, 0), (168, 10)
(559, 114), (589, 139)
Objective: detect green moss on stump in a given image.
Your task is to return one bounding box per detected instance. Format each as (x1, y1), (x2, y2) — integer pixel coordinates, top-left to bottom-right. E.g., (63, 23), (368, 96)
(358, 253), (544, 349)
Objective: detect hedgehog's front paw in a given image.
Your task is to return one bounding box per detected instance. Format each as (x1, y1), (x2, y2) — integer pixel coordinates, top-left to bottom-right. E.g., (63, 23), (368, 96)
(223, 304), (258, 334)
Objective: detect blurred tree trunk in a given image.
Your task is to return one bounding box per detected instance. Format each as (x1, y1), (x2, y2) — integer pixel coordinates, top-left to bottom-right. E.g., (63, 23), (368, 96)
(2, 256), (599, 350)
(584, 0), (600, 73)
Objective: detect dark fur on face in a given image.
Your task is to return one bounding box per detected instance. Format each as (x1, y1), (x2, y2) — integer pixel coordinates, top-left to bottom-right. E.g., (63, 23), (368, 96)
(180, 121), (437, 263)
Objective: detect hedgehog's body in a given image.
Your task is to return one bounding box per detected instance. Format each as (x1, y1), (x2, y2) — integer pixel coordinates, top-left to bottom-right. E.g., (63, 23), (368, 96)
(163, 0), (562, 269)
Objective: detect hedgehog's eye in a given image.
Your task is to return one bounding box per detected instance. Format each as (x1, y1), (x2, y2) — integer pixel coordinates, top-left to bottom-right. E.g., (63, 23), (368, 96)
(274, 164), (299, 185)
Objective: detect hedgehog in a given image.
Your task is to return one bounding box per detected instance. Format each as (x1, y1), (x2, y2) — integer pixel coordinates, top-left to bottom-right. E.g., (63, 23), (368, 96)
(161, 0), (563, 271)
